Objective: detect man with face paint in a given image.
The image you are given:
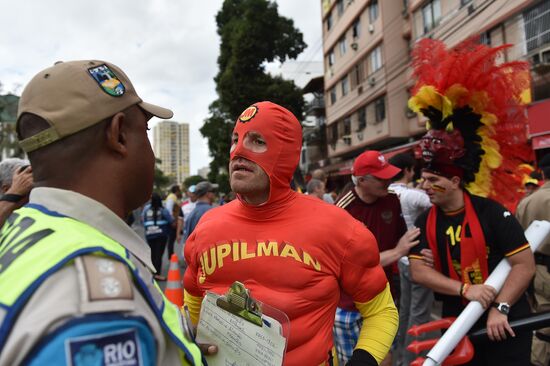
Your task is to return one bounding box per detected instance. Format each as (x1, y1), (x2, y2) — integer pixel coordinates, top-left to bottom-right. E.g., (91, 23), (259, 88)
(183, 101), (398, 366)
(407, 39), (536, 365)
(409, 166), (535, 365)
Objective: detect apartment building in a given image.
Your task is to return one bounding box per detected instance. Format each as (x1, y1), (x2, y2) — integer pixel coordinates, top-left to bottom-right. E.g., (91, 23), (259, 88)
(153, 121), (190, 184)
(410, 0), (550, 158)
(319, 0), (550, 180)
(300, 76), (328, 175)
(321, 0), (420, 178)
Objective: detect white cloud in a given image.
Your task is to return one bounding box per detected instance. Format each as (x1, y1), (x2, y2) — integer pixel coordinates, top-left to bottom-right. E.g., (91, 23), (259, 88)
(0, 0), (321, 175)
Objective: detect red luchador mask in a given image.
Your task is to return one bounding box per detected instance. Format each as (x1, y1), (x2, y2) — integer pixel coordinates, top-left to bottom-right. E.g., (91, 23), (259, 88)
(230, 101), (302, 205)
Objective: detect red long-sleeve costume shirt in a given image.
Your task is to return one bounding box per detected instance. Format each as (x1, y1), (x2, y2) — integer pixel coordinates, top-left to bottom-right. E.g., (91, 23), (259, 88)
(183, 102), (397, 365)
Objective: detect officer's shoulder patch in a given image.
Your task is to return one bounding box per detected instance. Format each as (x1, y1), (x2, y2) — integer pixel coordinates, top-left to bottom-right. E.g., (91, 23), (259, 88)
(79, 255), (133, 302)
(66, 328), (142, 366)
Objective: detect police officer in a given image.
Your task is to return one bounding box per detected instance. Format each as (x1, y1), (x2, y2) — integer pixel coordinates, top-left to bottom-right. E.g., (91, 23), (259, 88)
(516, 154), (550, 366)
(0, 60), (203, 365)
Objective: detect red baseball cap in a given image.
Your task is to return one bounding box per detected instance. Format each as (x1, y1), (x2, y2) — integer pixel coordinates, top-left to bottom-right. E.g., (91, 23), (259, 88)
(352, 150), (401, 179)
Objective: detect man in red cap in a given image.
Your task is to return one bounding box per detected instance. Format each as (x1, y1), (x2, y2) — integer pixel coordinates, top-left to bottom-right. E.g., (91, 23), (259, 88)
(184, 102), (398, 366)
(333, 150), (421, 365)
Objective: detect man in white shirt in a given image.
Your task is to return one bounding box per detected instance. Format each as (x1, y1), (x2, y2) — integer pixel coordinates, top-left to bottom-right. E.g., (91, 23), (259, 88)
(176, 185), (198, 246)
(388, 152), (433, 366)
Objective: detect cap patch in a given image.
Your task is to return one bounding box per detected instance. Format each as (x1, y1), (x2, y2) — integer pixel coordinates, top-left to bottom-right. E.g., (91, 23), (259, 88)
(88, 64), (125, 97)
(239, 105), (259, 122)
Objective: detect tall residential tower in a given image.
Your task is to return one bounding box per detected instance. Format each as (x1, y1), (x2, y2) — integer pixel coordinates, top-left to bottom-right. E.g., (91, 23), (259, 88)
(153, 121), (190, 184)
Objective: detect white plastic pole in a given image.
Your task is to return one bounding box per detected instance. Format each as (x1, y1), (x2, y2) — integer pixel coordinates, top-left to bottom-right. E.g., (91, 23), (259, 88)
(423, 220), (550, 366)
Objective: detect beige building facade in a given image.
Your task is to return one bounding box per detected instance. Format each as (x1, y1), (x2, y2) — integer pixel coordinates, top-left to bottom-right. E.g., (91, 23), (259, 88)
(153, 121), (190, 184)
(320, 0), (550, 177)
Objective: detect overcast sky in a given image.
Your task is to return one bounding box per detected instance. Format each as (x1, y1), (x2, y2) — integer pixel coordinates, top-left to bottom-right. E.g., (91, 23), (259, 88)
(0, 0), (323, 175)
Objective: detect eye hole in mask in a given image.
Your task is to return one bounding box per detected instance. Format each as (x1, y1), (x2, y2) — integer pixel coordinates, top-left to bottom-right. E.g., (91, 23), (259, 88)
(231, 131), (268, 155)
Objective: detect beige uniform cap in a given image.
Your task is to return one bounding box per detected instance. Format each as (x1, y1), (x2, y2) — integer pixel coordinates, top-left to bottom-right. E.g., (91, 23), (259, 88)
(17, 60), (173, 152)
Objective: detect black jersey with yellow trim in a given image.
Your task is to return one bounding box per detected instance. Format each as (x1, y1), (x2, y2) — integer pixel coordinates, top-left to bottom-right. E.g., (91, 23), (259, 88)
(411, 194), (529, 273)
(411, 193), (531, 318)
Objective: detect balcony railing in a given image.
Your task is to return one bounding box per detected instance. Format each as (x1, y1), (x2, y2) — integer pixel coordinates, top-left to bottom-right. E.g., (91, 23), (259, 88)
(306, 97), (325, 113)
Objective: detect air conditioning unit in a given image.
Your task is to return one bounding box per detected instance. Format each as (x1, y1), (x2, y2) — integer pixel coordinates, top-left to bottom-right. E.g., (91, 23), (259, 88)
(467, 4), (475, 15)
(342, 135), (352, 145)
(531, 47), (550, 74)
(368, 24), (375, 33)
(351, 42), (358, 51)
(368, 76), (376, 86)
(357, 85), (363, 94)
(532, 46), (550, 65)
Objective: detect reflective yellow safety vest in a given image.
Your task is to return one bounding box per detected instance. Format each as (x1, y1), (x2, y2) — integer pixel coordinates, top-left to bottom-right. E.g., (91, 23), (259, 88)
(0, 204), (202, 365)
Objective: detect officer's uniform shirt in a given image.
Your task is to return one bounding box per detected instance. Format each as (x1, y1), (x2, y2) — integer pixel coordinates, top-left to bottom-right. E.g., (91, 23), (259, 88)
(0, 187), (182, 366)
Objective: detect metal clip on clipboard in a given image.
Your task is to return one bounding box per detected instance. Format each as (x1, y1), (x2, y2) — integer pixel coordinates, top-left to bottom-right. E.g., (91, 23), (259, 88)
(215, 281), (263, 327)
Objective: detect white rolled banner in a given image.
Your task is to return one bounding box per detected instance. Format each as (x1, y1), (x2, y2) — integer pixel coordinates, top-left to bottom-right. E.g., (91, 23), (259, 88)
(423, 220), (550, 366)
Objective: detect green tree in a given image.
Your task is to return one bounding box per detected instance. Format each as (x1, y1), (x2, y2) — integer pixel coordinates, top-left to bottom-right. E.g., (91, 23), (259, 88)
(0, 94), (25, 159)
(183, 175), (205, 189)
(200, 0), (306, 184)
(212, 172), (231, 196)
(154, 158), (172, 192)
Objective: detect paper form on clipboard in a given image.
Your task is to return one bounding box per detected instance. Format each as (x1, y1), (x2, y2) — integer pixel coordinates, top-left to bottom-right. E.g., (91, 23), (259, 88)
(196, 282), (288, 366)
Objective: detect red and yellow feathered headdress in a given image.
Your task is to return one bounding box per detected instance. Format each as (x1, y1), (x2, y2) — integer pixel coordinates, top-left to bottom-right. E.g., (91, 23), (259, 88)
(408, 38), (533, 209)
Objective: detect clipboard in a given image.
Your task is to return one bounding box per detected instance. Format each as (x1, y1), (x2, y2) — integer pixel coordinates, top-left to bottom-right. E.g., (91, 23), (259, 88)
(196, 282), (289, 366)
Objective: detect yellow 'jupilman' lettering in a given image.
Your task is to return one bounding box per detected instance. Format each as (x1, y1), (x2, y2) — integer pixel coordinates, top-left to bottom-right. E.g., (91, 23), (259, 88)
(303, 250), (321, 271)
(198, 240), (322, 280)
(280, 243), (302, 262)
(258, 241), (278, 256)
(216, 243), (231, 268)
(240, 241), (256, 260)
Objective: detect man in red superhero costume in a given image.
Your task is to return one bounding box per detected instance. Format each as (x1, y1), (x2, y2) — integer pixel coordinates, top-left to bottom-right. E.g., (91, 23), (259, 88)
(183, 101), (398, 365)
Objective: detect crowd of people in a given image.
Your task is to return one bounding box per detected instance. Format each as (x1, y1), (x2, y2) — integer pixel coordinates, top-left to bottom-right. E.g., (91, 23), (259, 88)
(0, 38), (549, 366)
(137, 180), (223, 281)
